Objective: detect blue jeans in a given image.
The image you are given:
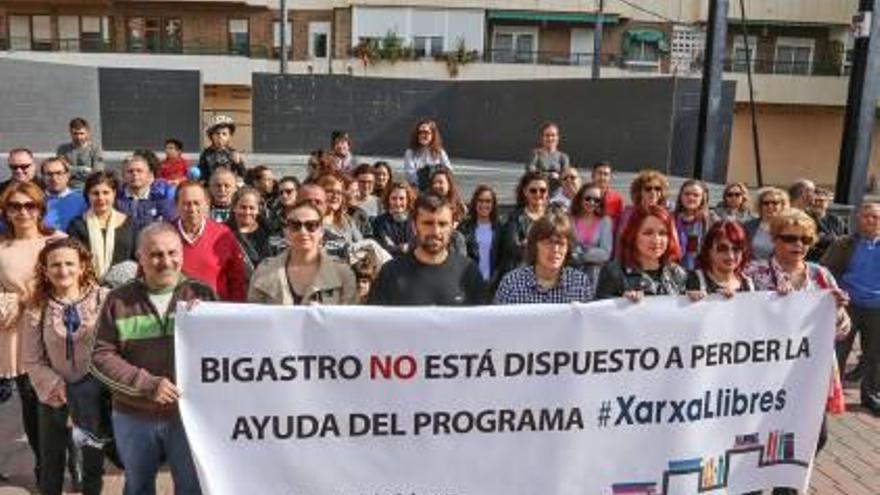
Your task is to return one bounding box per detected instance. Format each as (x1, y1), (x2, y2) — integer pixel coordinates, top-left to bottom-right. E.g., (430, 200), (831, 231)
(112, 411), (201, 495)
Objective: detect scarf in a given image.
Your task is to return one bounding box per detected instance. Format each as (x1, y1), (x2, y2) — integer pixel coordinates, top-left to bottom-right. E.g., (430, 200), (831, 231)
(85, 208), (126, 278)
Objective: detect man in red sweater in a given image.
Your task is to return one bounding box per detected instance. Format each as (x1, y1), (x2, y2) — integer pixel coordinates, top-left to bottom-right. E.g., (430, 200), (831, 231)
(173, 180), (246, 301)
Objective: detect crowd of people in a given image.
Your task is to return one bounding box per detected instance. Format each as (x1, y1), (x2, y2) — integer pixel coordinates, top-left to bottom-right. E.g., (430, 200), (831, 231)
(0, 115), (877, 495)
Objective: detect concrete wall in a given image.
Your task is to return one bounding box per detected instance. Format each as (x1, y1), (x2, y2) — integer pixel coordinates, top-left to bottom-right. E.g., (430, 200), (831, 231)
(728, 104), (880, 188)
(0, 58), (101, 152)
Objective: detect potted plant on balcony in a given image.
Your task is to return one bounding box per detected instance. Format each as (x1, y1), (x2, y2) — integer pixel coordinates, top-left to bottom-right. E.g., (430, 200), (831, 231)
(437, 38), (479, 77)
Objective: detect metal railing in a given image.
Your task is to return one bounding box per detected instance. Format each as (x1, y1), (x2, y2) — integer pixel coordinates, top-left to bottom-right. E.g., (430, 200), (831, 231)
(1, 35), (851, 77)
(722, 57), (848, 77)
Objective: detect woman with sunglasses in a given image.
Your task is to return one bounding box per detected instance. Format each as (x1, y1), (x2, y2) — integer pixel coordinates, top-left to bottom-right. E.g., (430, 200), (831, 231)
(499, 172), (550, 277)
(743, 187), (790, 261)
(248, 199), (356, 305)
(568, 182), (613, 287)
(22, 238), (108, 495)
(403, 119), (452, 191)
(0, 182), (65, 484)
(616, 169), (670, 245)
(685, 221), (755, 300)
(67, 171), (136, 285)
(742, 209), (849, 495)
(596, 205), (686, 301)
(714, 182), (754, 223)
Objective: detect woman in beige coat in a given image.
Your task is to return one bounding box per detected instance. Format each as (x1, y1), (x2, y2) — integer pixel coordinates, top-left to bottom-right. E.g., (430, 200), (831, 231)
(248, 200), (356, 305)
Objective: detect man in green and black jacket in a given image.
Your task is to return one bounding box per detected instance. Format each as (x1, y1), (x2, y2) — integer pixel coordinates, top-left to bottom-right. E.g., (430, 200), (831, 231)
(91, 222), (216, 494)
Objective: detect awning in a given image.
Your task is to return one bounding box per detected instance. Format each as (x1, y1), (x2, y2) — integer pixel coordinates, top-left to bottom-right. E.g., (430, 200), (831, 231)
(623, 28), (669, 53)
(487, 10), (620, 24)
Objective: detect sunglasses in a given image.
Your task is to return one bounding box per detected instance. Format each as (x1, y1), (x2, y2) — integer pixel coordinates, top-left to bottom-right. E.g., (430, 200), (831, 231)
(776, 234), (814, 245)
(528, 187), (548, 195)
(9, 164), (32, 171)
(713, 243), (743, 254)
(725, 191), (743, 198)
(5, 201), (38, 212)
(584, 196), (602, 204)
(286, 219), (322, 233)
(643, 186), (663, 193)
(279, 188), (296, 196)
(417, 129), (433, 135)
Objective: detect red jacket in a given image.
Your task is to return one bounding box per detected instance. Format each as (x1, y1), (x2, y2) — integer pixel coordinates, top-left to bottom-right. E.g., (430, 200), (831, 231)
(157, 157), (188, 183)
(179, 219), (246, 302)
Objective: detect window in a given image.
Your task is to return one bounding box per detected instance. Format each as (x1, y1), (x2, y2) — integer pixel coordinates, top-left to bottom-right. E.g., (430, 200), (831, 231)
(9, 15), (31, 50)
(492, 28), (536, 63)
(731, 35), (757, 73)
(670, 24), (704, 74)
(127, 16), (180, 53)
(228, 19), (250, 56)
(272, 20), (293, 58)
(32, 15), (52, 50)
(413, 36), (443, 58)
(58, 16), (80, 51)
(308, 22), (329, 60)
(774, 37), (814, 75)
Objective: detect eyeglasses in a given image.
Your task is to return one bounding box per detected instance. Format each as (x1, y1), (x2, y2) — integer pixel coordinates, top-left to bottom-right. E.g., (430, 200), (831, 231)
(642, 186), (663, 193)
(476, 198), (494, 205)
(5, 201), (38, 213)
(285, 219), (322, 233)
(776, 234), (814, 245)
(762, 200), (782, 207)
(325, 189), (344, 197)
(417, 129), (433, 135)
(713, 243), (743, 254)
(528, 187), (548, 195)
(9, 164), (32, 171)
(584, 196), (602, 204)
(561, 175), (578, 182)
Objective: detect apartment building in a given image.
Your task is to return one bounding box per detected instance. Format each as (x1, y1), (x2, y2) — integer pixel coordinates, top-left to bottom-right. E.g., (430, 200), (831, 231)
(0, 0), (873, 188)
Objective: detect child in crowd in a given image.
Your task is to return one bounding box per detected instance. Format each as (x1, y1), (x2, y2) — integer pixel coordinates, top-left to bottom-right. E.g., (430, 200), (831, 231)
(198, 115), (246, 181)
(157, 138), (188, 185)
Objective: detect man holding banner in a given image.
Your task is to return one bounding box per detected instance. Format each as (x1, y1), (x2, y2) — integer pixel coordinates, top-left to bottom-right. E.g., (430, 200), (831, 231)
(91, 222), (216, 495)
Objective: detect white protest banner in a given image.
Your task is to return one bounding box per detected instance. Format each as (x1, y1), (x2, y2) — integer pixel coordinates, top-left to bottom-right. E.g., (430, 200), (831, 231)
(175, 291), (835, 495)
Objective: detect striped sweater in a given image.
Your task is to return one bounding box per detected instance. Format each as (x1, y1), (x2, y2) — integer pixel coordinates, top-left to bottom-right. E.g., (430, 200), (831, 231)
(90, 277), (216, 419)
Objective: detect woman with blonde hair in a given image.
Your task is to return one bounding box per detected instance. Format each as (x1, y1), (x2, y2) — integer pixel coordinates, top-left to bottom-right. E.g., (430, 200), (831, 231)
(743, 187), (790, 260)
(715, 182), (754, 222)
(23, 238), (109, 495)
(616, 169), (670, 247)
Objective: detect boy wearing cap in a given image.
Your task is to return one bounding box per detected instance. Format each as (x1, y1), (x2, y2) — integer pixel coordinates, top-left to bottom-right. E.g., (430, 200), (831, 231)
(198, 115), (246, 181)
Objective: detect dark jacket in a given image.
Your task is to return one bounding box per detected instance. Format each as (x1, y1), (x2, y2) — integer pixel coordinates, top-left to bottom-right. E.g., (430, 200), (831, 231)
(595, 260), (688, 299)
(808, 212), (848, 262)
(498, 210), (537, 277)
(115, 180), (176, 233)
(371, 213), (414, 258)
(67, 216), (137, 267)
(820, 235), (858, 280)
(226, 218), (275, 279)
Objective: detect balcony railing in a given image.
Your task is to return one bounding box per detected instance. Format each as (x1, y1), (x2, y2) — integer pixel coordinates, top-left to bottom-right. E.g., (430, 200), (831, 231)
(722, 57), (848, 77)
(1, 35), (852, 78)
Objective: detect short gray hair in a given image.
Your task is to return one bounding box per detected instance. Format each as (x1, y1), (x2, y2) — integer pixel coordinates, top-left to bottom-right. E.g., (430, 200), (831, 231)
(136, 221), (180, 254)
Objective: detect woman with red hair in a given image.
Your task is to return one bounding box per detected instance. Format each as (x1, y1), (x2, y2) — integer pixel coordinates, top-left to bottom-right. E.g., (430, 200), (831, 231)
(595, 205), (686, 301)
(685, 220), (755, 299)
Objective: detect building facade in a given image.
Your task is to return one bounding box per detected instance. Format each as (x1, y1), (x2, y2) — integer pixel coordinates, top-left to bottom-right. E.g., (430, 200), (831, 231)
(0, 0), (874, 189)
